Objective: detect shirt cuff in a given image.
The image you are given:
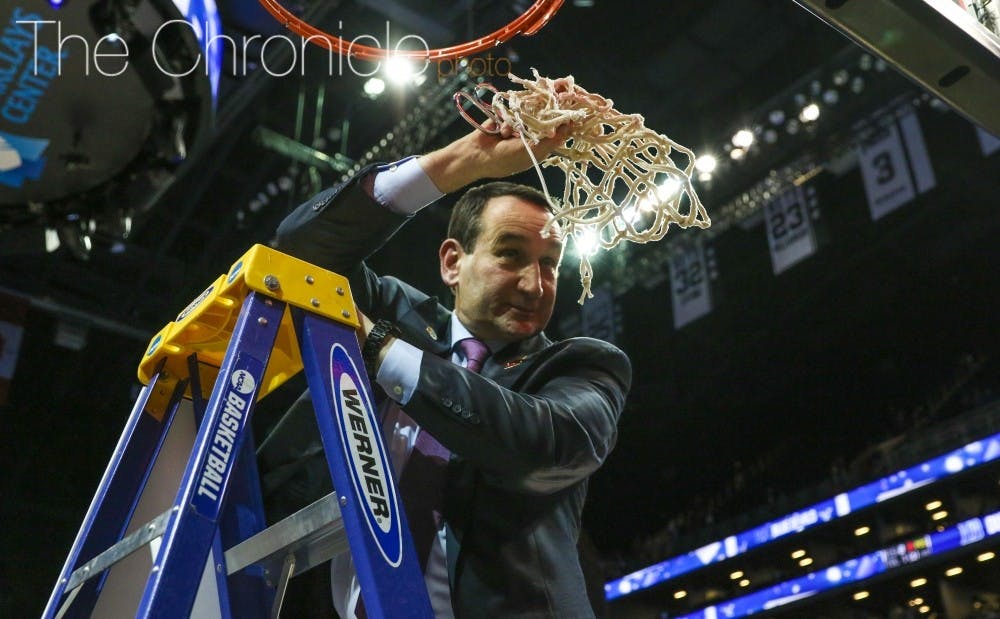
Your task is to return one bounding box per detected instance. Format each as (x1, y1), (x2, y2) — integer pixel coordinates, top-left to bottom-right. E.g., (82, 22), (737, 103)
(372, 157), (445, 215)
(375, 338), (422, 404)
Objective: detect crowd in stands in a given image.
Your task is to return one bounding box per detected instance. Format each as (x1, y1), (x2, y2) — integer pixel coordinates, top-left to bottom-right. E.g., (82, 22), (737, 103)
(607, 353), (999, 576)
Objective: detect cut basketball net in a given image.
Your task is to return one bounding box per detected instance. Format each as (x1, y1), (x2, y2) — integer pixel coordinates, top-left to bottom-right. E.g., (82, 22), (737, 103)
(455, 70), (711, 303)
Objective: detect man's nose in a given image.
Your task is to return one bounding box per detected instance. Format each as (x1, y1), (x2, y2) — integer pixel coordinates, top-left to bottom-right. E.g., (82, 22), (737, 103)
(517, 263), (544, 298)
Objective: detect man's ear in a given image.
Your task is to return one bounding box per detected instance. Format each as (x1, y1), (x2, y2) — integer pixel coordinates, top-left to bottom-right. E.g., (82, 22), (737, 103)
(439, 238), (464, 290)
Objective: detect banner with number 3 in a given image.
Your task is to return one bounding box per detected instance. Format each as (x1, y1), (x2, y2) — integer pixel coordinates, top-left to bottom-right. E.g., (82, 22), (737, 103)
(857, 107), (936, 221)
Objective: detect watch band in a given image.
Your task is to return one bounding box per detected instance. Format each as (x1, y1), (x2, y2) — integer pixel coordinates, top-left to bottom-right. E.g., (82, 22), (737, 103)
(361, 319), (401, 378)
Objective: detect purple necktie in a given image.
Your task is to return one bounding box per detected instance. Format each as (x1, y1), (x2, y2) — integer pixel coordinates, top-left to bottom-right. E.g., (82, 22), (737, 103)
(399, 337), (489, 571)
(456, 337), (490, 374)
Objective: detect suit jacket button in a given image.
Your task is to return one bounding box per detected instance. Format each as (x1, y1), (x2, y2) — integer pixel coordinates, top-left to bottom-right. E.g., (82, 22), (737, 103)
(452, 404), (463, 414)
(461, 410), (472, 419)
(442, 397), (453, 407)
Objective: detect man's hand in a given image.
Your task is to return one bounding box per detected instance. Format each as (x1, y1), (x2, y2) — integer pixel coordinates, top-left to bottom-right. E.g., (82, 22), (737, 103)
(418, 119), (572, 194)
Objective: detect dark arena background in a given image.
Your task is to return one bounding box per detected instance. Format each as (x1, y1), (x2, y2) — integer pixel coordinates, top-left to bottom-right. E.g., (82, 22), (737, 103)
(2, 0), (999, 617)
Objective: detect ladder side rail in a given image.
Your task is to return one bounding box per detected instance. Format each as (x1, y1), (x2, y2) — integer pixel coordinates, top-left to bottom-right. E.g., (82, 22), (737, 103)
(186, 351), (273, 617)
(218, 424), (274, 617)
(293, 307), (434, 618)
(43, 370), (189, 619)
(135, 292), (284, 618)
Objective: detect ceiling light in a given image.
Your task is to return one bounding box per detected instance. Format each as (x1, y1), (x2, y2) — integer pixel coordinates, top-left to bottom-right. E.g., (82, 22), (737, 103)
(909, 598), (924, 606)
(574, 227), (599, 257)
(850, 76), (865, 93)
(978, 551), (996, 562)
(730, 147), (746, 161)
(931, 510), (948, 521)
(384, 56), (417, 84)
(853, 591), (869, 600)
(732, 129), (754, 148)
(822, 89), (839, 105)
(739, 579), (750, 587)
(674, 590), (687, 599)
(854, 526), (870, 536)
(363, 77), (386, 97)
(786, 119), (800, 135)
(768, 109), (785, 125)
(790, 549), (806, 559)
(945, 566), (963, 577)
(798, 557), (813, 567)
(925, 500), (942, 511)
(694, 154), (717, 174)
(656, 178), (682, 201)
(799, 103), (820, 122)
(919, 606), (930, 614)
(763, 128), (778, 144)
(910, 577), (927, 588)
(730, 570), (744, 580)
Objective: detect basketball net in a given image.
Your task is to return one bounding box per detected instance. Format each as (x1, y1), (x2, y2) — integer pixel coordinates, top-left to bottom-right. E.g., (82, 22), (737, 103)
(464, 70), (711, 303)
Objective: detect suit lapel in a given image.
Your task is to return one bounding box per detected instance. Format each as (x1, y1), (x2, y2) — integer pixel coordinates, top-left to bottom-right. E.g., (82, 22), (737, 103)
(397, 296), (452, 357)
(482, 332), (552, 387)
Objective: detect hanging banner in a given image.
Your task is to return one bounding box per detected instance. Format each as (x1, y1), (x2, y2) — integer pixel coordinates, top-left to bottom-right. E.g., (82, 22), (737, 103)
(580, 284), (619, 345)
(857, 108), (936, 221)
(977, 127), (1000, 156)
(764, 185), (818, 275)
(669, 243), (712, 329)
(0, 293), (28, 405)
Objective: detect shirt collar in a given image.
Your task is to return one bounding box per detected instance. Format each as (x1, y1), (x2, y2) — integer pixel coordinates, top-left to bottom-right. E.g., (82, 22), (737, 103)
(449, 313), (502, 353)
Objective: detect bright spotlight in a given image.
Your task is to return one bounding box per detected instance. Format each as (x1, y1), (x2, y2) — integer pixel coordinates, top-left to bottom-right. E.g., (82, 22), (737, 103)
(657, 177), (682, 201)
(384, 56), (417, 84)
(363, 77), (386, 97)
(730, 147), (746, 161)
(732, 129), (754, 148)
(799, 103), (820, 122)
(695, 154), (717, 174)
(575, 227), (599, 257)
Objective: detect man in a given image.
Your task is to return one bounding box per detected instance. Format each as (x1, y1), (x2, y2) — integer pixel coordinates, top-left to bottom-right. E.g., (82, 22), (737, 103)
(267, 120), (631, 617)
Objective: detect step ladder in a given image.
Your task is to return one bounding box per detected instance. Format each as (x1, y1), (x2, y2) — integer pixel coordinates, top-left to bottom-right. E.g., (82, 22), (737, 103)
(43, 244), (434, 619)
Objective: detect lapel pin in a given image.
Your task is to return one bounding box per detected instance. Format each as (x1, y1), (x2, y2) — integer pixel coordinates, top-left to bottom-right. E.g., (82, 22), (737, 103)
(425, 326), (438, 340)
(503, 356), (527, 370)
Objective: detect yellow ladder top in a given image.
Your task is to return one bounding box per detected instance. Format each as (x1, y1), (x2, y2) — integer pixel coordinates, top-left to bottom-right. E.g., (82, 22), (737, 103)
(138, 244), (359, 403)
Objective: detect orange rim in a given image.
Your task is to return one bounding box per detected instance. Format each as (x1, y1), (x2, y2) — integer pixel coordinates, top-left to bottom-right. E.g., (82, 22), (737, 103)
(257, 0), (565, 61)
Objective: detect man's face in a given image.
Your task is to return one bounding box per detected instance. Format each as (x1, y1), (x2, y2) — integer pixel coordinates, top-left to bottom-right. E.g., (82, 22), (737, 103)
(440, 196), (563, 344)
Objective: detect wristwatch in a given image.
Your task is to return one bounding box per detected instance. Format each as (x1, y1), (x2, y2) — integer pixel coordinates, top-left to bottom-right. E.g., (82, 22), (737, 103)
(362, 319), (401, 378)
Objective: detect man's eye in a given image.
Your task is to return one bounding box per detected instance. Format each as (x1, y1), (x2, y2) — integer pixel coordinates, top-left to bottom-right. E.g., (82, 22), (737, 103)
(498, 249), (518, 258)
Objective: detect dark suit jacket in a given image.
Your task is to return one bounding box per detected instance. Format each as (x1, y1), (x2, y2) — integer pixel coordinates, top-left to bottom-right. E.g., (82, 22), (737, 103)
(268, 168), (632, 618)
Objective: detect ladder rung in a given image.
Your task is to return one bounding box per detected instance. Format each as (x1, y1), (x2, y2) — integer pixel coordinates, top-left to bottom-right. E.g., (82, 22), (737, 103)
(225, 492), (346, 578)
(65, 508), (175, 591)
